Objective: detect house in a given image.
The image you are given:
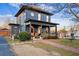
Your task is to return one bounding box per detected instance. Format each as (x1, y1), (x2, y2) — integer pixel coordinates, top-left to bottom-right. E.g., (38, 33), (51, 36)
(9, 5), (59, 38)
(0, 28), (10, 36)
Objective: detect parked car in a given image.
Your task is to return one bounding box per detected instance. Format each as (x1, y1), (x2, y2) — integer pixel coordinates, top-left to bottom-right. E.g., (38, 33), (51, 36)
(74, 31), (79, 40)
(74, 35), (79, 40)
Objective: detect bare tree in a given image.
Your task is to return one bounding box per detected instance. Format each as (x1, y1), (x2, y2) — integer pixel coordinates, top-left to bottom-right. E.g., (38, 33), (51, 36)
(67, 3), (79, 19)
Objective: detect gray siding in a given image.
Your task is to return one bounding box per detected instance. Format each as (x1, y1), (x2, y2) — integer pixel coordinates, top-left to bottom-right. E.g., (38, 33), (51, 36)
(17, 10), (51, 23)
(17, 9), (51, 32)
(17, 11), (26, 32)
(26, 10), (38, 20)
(25, 10), (50, 22)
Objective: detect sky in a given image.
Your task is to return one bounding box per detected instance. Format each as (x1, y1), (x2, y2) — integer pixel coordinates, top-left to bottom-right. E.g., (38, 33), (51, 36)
(0, 3), (79, 29)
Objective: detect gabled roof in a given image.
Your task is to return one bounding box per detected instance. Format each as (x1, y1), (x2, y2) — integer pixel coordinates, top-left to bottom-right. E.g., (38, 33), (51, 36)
(0, 28), (8, 30)
(15, 5), (53, 17)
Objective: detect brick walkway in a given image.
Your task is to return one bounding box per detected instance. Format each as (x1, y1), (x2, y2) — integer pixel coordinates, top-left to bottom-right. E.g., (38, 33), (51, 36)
(41, 40), (79, 54)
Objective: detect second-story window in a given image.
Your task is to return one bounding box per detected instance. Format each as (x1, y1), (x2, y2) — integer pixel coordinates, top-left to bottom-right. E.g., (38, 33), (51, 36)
(38, 13), (41, 21)
(31, 12), (34, 16)
(18, 16), (21, 24)
(47, 15), (49, 22)
(23, 10), (26, 20)
(41, 14), (47, 22)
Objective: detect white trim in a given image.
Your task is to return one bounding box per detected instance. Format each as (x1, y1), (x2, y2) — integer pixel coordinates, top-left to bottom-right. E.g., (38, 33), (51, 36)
(25, 22), (30, 25)
(38, 13), (41, 21)
(47, 15), (49, 22)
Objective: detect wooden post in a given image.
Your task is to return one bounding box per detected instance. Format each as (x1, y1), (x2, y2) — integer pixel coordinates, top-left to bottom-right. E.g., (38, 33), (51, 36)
(48, 26), (50, 34)
(55, 25), (57, 38)
(29, 22), (31, 34)
(39, 23), (42, 34)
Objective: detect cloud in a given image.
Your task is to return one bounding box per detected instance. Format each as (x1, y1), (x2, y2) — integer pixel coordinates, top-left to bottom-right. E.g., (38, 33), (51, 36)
(36, 4), (57, 12)
(0, 14), (16, 25)
(0, 14), (13, 17)
(0, 14), (16, 29)
(51, 18), (75, 29)
(8, 3), (20, 9)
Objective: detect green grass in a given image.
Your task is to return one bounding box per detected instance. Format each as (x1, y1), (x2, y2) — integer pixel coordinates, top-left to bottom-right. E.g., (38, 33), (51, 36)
(5, 36), (32, 45)
(30, 42), (79, 56)
(54, 39), (79, 48)
(5, 37), (21, 45)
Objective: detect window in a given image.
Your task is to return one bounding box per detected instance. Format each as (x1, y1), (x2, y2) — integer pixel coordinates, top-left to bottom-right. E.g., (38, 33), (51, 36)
(31, 12), (34, 16)
(18, 16), (21, 24)
(47, 16), (49, 22)
(41, 14), (47, 22)
(38, 13), (41, 20)
(24, 13), (26, 20)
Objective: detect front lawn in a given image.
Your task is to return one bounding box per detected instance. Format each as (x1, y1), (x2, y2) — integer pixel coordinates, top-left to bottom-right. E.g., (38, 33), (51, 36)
(30, 42), (79, 56)
(5, 36), (33, 45)
(5, 37), (21, 45)
(5, 37), (79, 56)
(49, 39), (79, 48)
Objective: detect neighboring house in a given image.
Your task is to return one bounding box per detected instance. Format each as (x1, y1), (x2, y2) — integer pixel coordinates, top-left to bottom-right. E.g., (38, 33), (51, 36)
(58, 29), (68, 38)
(9, 5), (59, 38)
(70, 24), (79, 39)
(0, 28), (10, 36)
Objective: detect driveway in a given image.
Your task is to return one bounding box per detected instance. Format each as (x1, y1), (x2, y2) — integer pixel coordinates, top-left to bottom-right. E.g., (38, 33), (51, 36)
(0, 36), (15, 56)
(12, 44), (50, 56)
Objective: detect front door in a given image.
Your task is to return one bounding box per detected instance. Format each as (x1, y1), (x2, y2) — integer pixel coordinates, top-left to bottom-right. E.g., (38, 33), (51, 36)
(31, 25), (39, 37)
(31, 26), (35, 37)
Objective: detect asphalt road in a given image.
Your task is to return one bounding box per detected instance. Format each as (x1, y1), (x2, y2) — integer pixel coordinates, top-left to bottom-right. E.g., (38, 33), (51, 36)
(0, 36), (15, 56)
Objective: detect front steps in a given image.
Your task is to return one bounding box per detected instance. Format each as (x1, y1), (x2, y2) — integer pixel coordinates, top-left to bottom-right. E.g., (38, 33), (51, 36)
(32, 37), (43, 40)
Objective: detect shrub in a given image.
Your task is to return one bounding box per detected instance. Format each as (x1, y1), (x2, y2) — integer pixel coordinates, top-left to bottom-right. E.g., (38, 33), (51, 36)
(18, 32), (31, 41)
(40, 32), (48, 38)
(40, 32), (58, 39)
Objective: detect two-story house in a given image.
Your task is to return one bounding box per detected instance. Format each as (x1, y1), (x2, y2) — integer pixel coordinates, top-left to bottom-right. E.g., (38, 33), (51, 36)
(9, 5), (58, 38)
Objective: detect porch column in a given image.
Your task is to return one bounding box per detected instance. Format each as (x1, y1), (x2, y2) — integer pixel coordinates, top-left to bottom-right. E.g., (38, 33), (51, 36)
(29, 22), (31, 34)
(40, 25), (42, 33)
(46, 27), (48, 33)
(48, 26), (50, 34)
(38, 26), (41, 34)
(55, 25), (57, 37)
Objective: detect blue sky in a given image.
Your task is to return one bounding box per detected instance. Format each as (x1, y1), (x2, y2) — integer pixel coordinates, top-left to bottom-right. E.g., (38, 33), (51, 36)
(0, 3), (19, 25)
(0, 3), (78, 29)
(0, 3), (19, 15)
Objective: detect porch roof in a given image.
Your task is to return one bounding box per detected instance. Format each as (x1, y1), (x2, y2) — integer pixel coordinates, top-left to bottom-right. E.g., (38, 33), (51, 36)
(8, 23), (20, 26)
(25, 19), (59, 26)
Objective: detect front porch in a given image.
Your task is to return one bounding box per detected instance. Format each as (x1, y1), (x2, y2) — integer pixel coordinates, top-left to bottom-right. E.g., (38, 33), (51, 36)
(25, 19), (59, 38)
